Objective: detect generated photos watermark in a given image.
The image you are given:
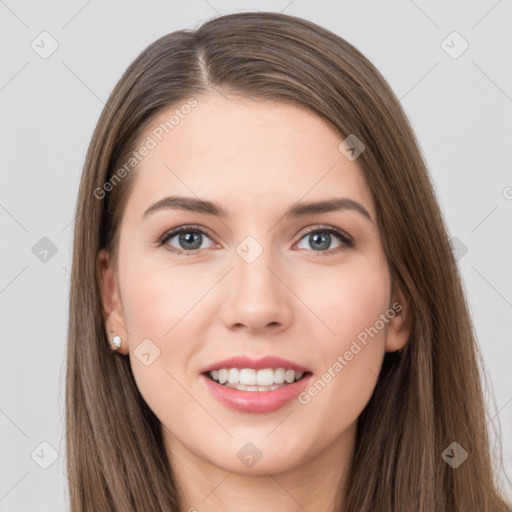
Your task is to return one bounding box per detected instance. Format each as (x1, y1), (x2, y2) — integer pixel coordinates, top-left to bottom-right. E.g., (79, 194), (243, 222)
(93, 97), (198, 200)
(298, 301), (403, 405)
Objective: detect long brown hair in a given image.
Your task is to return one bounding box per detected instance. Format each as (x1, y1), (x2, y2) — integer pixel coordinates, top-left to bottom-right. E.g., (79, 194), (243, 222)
(66, 11), (511, 511)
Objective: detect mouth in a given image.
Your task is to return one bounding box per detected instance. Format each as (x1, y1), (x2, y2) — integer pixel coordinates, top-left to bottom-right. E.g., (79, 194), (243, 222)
(199, 356), (313, 413)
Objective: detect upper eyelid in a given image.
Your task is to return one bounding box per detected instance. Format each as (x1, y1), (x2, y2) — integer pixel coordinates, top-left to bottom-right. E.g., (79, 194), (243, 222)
(300, 224), (351, 238)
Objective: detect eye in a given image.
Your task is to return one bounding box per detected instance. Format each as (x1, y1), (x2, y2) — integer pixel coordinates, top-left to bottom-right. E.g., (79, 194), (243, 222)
(157, 225), (215, 255)
(295, 226), (354, 254)
(156, 224), (354, 256)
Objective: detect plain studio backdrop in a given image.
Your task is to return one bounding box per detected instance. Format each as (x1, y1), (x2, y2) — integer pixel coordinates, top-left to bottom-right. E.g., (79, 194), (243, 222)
(1, 1), (511, 510)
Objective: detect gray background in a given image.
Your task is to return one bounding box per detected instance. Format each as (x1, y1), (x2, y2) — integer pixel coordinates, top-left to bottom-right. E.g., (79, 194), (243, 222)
(1, 0), (511, 510)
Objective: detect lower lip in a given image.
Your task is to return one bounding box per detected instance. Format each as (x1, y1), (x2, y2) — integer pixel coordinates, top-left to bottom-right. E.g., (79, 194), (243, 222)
(200, 373), (312, 413)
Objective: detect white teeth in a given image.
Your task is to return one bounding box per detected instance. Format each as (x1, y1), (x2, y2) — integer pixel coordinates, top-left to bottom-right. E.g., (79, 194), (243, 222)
(274, 368), (286, 384)
(224, 382), (286, 392)
(285, 370), (295, 383)
(208, 367), (307, 388)
(256, 368), (275, 386)
(218, 369), (228, 384)
(239, 368), (256, 386)
(225, 383), (247, 390)
(227, 368), (239, 384)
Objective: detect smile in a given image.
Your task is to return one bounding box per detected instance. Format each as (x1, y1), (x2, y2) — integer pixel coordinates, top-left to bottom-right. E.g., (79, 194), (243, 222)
(199, 355), (313, 413)
(206, 367), (307, 391)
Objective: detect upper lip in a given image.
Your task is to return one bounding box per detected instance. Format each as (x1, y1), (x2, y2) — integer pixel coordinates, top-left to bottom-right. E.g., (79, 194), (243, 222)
(200, 355), (311, 374)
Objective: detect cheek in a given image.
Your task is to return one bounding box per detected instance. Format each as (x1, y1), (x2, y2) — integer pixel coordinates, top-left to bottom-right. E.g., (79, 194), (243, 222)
(300, 255), (390, 406)
(310, 254), (391, 344)
(120, 253), (206, 342)
(119, 258), (208, 416)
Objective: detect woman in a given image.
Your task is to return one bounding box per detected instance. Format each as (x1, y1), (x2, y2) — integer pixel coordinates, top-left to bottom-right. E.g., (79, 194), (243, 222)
(65, 11), (511, 511)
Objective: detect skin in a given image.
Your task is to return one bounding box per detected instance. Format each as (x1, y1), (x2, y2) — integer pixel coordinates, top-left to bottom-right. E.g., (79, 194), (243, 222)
(98, 92), (411, 512)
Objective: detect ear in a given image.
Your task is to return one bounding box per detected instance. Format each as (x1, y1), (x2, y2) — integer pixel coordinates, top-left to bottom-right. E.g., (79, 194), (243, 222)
(384, 280), (412, 354)
(97, 248), (128, 354)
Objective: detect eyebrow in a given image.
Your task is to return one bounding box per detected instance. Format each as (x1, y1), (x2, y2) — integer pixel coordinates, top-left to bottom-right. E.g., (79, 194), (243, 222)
(143, 196), (373, 222)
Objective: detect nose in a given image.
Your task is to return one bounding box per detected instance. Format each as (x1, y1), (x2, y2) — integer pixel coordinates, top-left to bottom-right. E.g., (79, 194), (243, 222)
(219, 241), (293, 334)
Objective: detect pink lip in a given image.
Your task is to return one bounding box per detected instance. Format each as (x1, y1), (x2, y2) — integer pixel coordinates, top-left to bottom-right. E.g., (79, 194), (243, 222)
(200, 373), (313, 414)
(199, 355), (310, 373)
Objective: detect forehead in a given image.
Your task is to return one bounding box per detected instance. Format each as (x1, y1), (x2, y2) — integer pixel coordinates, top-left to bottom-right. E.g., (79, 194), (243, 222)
(123, 93), (375, 221)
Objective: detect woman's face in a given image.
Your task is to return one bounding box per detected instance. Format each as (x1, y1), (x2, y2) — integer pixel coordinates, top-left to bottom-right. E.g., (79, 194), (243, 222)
(99, 92), (409, 477)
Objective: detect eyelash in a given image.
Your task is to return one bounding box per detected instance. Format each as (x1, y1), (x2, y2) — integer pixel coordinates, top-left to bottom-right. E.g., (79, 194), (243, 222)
(156, 224), (354, 257)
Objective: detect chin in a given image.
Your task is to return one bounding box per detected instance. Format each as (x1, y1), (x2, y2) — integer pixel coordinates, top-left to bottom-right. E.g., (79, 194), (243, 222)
(200, 436), (310, 476)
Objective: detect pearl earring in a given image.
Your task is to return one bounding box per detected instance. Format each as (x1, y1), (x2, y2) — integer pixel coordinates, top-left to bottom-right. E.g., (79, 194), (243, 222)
(109, 329), (122, 351)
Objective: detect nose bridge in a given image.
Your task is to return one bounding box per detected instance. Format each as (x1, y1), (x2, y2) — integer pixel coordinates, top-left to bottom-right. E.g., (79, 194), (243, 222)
(233, 233), (282, 299)
(221, 232), (292, 330)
